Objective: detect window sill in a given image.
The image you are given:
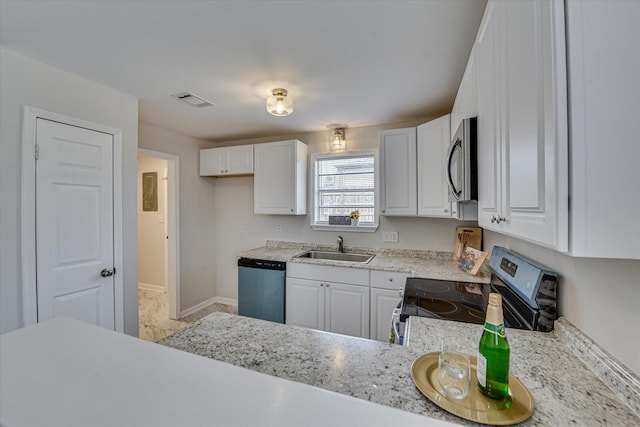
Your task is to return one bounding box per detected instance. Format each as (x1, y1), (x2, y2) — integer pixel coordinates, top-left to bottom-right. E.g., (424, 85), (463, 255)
(310, 224), (379, 233)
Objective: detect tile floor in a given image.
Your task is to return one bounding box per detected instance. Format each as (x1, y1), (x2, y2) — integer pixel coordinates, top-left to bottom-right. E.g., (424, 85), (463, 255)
(138, 288), (237, 342)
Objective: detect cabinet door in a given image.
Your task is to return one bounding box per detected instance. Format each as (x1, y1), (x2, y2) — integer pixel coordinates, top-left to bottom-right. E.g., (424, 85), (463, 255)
(324, 282), (370, 339)
(451, 48), (478, 137)
(199, 147), (226, 176)
(254, 140), (296, 214)
(417, 115), (452, 217)
(476, 1), (502, 232)
(285, 277), (324, 330)
(566, 0), (640, 258)
(379, 128), (417, 216)
(226, 145), (254, 175)
(370, 287), (404, 343)
(254, 140), (306, 215)
(500, 0), (568, 251)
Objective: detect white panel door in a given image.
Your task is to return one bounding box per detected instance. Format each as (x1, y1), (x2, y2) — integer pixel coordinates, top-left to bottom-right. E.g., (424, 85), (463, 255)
(324, 282), (370, 339)
(36, 118), (115, 329)
(285, 278), (324, 330)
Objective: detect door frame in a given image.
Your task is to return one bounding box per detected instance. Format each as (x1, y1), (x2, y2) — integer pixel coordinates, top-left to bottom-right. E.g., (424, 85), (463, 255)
(21, 106), (125, 332)
(137, 148), (181, 319)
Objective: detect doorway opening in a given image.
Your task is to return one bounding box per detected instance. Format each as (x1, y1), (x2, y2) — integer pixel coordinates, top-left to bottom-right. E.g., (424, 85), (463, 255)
(137, 149), (180, 342)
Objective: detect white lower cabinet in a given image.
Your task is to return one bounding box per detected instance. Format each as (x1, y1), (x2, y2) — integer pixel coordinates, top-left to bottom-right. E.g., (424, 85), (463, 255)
(369, 270), (408, 342)
(285, 277), (324, 331)
(286, 264), (370, 339)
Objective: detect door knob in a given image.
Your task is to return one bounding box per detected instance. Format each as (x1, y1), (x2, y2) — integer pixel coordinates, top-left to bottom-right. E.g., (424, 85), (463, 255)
(100, 268), (114, 277)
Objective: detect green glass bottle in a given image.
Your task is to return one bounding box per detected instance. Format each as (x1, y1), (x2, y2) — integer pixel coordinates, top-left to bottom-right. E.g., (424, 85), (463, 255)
(477, 293), (510, 399)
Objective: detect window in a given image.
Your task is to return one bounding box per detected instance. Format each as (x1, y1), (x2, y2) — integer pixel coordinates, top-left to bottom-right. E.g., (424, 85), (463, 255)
(312, 151), (378, 230)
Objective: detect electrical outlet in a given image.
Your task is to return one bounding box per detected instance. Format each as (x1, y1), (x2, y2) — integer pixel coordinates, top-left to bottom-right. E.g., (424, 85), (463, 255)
(275, 226), (283, 235)
(240, 225), (246, 233)
(383, 231), (399, 243)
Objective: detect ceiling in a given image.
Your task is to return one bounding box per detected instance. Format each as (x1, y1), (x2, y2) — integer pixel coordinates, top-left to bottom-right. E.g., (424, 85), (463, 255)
(0, 0), (486, 142)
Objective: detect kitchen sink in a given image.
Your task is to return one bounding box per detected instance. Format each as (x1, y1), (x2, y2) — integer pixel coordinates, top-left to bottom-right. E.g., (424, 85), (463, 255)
(294, 250), (375, 264)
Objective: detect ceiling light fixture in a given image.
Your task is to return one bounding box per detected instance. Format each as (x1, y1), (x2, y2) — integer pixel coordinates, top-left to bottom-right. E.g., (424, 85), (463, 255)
(266, 88), (293, 116)
(331, 128), (346, 152)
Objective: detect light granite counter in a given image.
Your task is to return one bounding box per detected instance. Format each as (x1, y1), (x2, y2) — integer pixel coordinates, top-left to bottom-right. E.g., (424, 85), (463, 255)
(161, 313), (640, 426)
(239, 240), (491, 283)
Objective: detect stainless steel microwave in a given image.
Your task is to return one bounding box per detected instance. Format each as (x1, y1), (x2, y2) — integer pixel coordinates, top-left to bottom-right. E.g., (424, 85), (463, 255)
(446, 117), (478, 202)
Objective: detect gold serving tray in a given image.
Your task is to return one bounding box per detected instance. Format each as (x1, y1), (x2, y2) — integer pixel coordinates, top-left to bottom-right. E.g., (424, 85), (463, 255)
(411, 352), (534, 425)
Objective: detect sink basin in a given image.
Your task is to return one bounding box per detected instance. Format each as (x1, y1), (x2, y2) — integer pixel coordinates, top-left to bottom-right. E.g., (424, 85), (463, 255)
(294, 250), (375, 264)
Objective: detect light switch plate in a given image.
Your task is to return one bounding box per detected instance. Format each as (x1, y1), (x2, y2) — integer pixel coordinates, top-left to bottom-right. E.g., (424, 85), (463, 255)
(383, 231), (399, 243)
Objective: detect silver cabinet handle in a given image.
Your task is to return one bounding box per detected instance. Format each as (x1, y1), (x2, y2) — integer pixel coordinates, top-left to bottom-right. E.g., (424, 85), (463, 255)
(490, 215), (497, 223)
(498, 216), (506, 223)
(100, 268), (113, 277)
(326, 284), (330, 287)
(388, 277), (393, 282)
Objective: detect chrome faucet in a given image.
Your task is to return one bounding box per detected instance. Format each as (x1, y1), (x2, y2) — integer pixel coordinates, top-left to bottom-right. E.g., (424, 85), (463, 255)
(337, 235), (344, 253)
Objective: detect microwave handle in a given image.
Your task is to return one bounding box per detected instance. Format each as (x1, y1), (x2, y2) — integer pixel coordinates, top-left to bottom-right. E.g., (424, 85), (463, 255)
(447, 139), (462, 199)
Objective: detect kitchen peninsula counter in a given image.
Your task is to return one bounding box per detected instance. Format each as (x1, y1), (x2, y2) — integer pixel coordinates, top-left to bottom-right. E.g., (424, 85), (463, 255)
(239, 240), (491, 284)
(161, 312), (640, 426)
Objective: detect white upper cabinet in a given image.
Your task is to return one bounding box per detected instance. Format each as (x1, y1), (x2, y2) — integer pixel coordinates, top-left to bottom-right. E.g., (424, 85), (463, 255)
(254, 140), (307, 215)
(451, 48), (478, 138)
(565, 0), (640, 259)
(379, 128), (417, 216)
(476, 0), (568, 252)
(417, 114), (452, 217)
(200, 145), (254, 176)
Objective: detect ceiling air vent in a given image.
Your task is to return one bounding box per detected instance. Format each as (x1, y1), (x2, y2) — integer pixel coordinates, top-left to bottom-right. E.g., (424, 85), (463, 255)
(172, 92), (215, 108)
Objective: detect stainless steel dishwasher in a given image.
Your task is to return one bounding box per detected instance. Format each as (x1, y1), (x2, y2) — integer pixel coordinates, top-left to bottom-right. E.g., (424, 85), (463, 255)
(237, 258), (286, 323)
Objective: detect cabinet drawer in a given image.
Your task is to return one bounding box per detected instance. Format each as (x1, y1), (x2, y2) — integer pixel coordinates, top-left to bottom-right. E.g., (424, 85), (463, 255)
(370, 270), (409, 290)
(287, 263), (369, 286)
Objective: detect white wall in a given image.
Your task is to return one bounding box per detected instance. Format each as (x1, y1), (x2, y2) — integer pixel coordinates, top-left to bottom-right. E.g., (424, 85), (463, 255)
(484, 232), (640, 376)
(0, 47), (139, 335)
(138, 155), (167, 289)
(137, 121), (217, 312)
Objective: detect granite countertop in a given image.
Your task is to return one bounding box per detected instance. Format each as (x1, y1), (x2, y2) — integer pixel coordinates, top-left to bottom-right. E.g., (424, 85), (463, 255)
(239, 240), (491, 283)
(161, 313), (640, 426)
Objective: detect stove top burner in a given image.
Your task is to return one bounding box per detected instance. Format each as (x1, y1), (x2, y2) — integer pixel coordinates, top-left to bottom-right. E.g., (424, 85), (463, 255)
(410, 280), (450, 293)
(418, 299), (458, 315)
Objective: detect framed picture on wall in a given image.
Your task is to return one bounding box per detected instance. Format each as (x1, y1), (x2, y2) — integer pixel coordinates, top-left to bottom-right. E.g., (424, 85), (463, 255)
(142, 172), (158, 211)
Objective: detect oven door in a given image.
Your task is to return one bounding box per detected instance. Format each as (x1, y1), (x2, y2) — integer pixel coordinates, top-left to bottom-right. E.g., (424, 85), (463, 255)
(447, 133), (465, 202)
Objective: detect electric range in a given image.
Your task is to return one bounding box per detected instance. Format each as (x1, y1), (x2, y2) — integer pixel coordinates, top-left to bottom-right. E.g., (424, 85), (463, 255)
(400, 246), (558, 332)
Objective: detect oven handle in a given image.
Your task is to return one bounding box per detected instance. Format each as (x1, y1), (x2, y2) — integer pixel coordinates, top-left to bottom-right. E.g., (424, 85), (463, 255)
(446, 139), (462, 200)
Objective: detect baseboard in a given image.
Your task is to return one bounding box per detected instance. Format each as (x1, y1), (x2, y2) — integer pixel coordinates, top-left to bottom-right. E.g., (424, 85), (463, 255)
(179, 296), (238, 319)
(213, 296), (238, 307)
(138, 282), (165, 292)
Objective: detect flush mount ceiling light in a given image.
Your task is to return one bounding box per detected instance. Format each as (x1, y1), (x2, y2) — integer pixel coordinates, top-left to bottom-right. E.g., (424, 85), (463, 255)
(266, 88), (293, 116)
(331, 128), (346, 152)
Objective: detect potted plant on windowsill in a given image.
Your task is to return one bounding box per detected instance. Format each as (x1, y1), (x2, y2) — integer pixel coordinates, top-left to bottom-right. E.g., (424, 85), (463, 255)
(350, 210), (360, 226)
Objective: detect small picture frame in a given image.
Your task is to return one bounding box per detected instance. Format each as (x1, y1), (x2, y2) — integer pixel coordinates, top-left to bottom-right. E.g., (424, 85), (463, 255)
(142, 172), (158, 212)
